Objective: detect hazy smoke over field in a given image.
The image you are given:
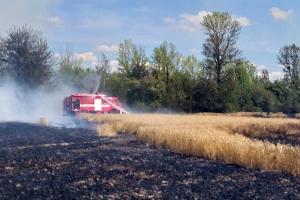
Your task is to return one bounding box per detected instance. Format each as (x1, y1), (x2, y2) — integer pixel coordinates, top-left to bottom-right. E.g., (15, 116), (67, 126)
(0, 79), (76, 127)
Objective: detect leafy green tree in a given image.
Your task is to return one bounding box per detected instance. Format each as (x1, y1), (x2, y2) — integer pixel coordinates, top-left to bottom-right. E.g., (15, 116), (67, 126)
(0, 25), (53, 87)
(126, 77), (160, 111)
(252, 85), (277, 113)
(131, 46), (149, 79)
(181, 55), (204, 79)
(118, 39), (148, 79)
(169, 70), (195, 111)
(105, 73), (131, 101)
(193, 78), (222, 112)
(116, 40), (152, 107)
(118, 39), (134, 76)
(170, 56), (204, 111)
(201, 12), (241, 85)
(267, 80), (300, 114)
(221, 61), (256, 111)
(277, 44), (300, 89)
(152, 41), (180, 107)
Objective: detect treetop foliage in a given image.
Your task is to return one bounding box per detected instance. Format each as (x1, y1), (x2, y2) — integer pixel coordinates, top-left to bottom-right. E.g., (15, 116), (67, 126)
(277, 44), (300, 89)
(0, 25), (53, 88)
(201, 12), (241, 85)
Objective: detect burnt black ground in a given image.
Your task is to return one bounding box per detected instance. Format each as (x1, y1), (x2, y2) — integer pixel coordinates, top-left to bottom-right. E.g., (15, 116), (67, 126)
(247, 133), (300, 146)
(0, 122), (299, 199)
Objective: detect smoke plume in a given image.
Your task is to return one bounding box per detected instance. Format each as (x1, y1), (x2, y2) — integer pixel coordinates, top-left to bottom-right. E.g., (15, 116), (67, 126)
(0, 78), (77, 127)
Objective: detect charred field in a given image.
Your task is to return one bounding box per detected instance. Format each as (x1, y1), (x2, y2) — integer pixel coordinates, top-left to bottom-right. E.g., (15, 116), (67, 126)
(0, 122), (299, 199)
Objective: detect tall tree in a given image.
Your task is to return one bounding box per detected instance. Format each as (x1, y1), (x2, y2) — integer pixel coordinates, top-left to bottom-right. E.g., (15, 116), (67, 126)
(152, 41), (180, 106)
(277, 44), (300, 89)
(117, 39), (149, 80)
(0, 25), (53, 87)
(118, 40), (135, 77)
(116, 40), (151, 107)
(95, 53), (111, 92)
(201, 12), (241, 85)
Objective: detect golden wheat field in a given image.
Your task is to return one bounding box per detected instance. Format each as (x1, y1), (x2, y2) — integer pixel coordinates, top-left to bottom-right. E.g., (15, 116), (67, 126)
(82, 113), (300, 176)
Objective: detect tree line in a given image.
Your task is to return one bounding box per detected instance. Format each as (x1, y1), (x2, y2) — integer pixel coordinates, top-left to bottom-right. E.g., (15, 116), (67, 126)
(1, 12), (300, 114)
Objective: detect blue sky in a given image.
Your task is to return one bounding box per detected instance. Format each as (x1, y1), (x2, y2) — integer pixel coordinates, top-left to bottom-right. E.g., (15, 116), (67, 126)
(0, 0), (299, 80)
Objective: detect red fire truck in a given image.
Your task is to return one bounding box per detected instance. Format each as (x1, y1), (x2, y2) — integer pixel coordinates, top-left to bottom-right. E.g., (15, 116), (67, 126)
(63, 93), (127, 115)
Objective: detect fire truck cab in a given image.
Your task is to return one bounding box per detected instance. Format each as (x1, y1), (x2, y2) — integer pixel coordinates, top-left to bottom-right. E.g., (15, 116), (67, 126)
(63, 93), (126, 115)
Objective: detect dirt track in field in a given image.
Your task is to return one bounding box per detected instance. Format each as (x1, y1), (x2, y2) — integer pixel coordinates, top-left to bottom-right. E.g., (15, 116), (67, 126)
(0, 122), (299, 200)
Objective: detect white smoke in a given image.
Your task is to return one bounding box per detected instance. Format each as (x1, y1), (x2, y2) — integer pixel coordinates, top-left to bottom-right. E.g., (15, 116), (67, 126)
(0, 78), (77, 127)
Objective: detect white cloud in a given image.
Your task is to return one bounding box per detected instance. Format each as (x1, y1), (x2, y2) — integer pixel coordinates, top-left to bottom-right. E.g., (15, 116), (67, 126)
(75, 52), (98, 65)
(110, 60), (120, 72)
(96, 44), (119, 53)
(234, 16), (251, 27)
(177, 11), (211, 32)
(48, 16), (64, 26)
(269, 71), (284, 81)
(255, 64), (284, 81)
(270, 7), (293, 21)
(163, 17), (176, 24)
(165, 11), (250, 32)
